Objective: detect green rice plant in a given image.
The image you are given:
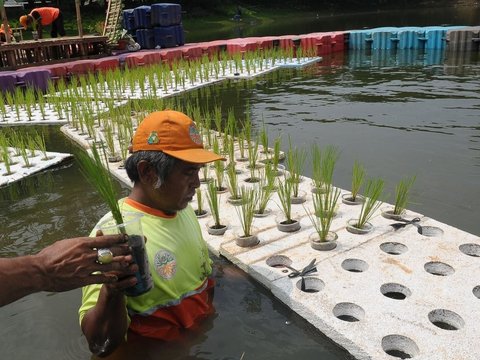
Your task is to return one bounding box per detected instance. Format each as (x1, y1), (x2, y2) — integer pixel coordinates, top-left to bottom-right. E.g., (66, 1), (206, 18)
(277, 174), (295, 223)
(351, 161), (366, 201)
(393, 176), (416, 215)
(33, 130), (49, 160)
(321, 145), (339, 188)
(235, 186), (258, 237)
(206, 179), (223, 228)
(24, 88), (35, 121)
(263, 162), (278, 191)
(0, 133), (14, 174)
(286, 142), (306, 198)
(9, 130), (23, 157)
(26, 133), (37, 157)
(307, 185), (341, 241)
(76, 144), (123, 227)
(271, 136), (282, 171)
(355, 178), (385, 229)
(200, 163), (210, 183)
(311, 143), (323, 190)
(19, 146), (31, 168)
(237, 132), (246, 159)
(226, 162), (241, 201)
(259, 121), (270, 158)
(103, 122), (117, 159)
(195, 188), (206, 216)
(214, 159), (226, 192)
(256, 175), (275, 215)
(116, 124), (130, 164)
(213, 105), (223, 134)
(247, 139), (260, 181)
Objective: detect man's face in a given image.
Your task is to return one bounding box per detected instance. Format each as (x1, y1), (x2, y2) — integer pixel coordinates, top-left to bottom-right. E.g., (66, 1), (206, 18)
(154, 160), (202, 213)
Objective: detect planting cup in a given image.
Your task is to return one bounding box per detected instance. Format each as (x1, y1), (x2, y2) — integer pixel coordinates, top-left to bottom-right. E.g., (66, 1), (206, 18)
(346, 218), (373, 235)
(309, 231), (338, 251)
(97, 212), (153, 296)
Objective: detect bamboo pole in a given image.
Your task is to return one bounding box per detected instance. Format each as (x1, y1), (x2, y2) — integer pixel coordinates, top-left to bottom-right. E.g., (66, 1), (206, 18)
(75, 0), (83, 37)
(0, 4), (12, 44)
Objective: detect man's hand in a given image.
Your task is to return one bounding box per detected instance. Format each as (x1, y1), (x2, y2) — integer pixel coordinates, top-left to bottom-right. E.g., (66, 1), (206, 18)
(33, 233), (137, 293)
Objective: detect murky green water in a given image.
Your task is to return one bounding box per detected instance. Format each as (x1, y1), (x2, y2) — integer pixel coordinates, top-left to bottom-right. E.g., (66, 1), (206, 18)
(1, 5), (480, 360)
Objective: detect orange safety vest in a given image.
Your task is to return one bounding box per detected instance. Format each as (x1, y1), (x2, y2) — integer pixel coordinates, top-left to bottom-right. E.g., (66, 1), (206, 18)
(30, 7), (60, 26)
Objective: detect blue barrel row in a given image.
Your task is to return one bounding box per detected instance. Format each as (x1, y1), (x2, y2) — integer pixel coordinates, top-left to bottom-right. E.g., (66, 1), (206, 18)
(348, 26), (468, 50)
(123, 3), (181, 30)
(122, 3), (184, 49)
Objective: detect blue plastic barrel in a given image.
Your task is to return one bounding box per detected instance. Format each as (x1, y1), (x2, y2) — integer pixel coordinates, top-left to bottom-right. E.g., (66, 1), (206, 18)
(122, 9), (136, 31)
(397, 27), (425, 49)
(151, 3), (182, 27)
(154, 26), (177, 48)
(348, 30), (372, 49)
(134, 5), (152, 29)
(136, 28), (155, 49)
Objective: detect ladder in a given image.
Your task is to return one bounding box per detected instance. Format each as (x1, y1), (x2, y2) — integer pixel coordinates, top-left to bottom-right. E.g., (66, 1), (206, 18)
(103, 0), (123, 44)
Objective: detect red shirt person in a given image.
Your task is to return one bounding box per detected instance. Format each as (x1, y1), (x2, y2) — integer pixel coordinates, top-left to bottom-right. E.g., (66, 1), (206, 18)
(19, 7), (65, 39)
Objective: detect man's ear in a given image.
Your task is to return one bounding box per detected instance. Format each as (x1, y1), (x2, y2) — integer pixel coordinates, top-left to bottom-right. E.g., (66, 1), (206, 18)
(137, 160), (157, 186)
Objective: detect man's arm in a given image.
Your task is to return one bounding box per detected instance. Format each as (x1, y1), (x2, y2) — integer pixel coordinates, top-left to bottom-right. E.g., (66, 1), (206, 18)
(0, 234), (134, 307)
(30, 10), (43, 38)
(81, 282), (134, 357)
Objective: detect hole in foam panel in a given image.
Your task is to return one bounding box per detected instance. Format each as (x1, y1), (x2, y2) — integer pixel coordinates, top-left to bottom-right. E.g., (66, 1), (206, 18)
(428, 309), (464, 331)
(473, 286), (480, 299)
(266, 255), (293, 268)
(341, 258), (369, 273)
(380, 283), (411, 300)
(382, 335), (419, 359)
(295, 277), (324, 293)
(333, 302), (365, 322)
(424, 261), (454, 276)
(459, 243), (480, 257)
(380, 242), (408, 255)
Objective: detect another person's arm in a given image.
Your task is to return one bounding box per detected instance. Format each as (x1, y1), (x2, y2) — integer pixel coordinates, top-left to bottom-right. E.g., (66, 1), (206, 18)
(30, 11), (43, 38)
(0, 234), (133, 307)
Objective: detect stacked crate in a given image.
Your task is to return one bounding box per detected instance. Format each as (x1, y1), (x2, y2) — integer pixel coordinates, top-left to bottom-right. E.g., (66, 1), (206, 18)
(122, 3), (185, 50)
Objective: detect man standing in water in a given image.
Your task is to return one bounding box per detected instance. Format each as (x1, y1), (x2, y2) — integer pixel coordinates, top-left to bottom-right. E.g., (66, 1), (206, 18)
(19, 7), (66, 39)
(79, 110), (225, 357)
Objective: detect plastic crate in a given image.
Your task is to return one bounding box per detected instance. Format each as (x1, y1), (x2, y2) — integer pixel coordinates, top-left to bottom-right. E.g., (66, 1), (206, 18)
(151, 3), (182, 27)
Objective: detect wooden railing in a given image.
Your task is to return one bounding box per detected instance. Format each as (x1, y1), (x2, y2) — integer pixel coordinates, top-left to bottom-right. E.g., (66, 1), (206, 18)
(0, 35), (109, 70)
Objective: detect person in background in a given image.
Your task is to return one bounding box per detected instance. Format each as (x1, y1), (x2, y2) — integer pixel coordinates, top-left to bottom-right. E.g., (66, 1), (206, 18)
(0, 233), (137, 307)
(0, 23), (13, 42)
(79, 110), (225, 357)
(19, 7), (65, 39)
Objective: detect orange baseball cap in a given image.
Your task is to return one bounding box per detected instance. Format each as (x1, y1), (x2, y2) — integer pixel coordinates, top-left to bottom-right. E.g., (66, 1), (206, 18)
(19, 15), (28, 29)
(132, 110), (225, 164)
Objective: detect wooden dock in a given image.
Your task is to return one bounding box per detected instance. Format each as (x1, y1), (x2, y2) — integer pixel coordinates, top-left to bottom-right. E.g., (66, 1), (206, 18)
(0, 35), (109, 70)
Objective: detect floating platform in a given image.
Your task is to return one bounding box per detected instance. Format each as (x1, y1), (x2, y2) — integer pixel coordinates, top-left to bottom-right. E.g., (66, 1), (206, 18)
(0, 148), (72, 187)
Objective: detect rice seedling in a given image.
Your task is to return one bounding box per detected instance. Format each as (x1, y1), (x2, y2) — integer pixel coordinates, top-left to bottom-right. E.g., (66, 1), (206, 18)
(226, 162), (241, 202)
(235, 186), (258, 237)
(195, 188), (207, 217)
(277, 174), (294, 223)
(19, 145), (32, 168)
(351, 160), (366, 202)
(286, 142), (306, 197)
(214, 159), (226, 192)
(256, 174), (276, 215)
(393, 176), (416, 215)
(206, 179), (223, 228)
(355, 178), (385, 229)
(246, 139), (260, 182)
(306, 185), (341, 241)
(76, 144), (123, 226)
(33, 130), (49, 160)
